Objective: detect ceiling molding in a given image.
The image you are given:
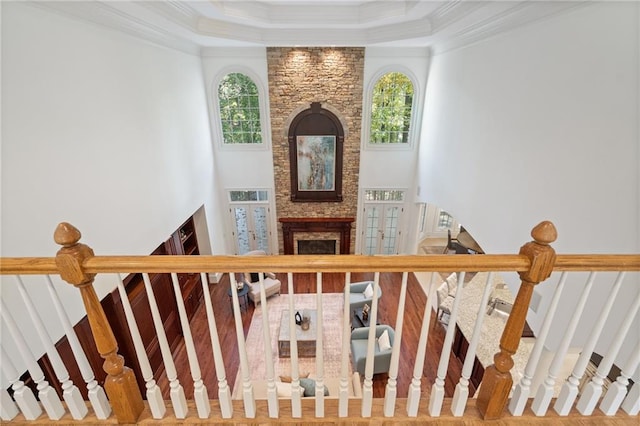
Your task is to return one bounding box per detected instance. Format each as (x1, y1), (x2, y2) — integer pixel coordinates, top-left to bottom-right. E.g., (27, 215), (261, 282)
(25, 1), (594, 52)
(31, 1), (202, 54)
(433, 1), (588, 54)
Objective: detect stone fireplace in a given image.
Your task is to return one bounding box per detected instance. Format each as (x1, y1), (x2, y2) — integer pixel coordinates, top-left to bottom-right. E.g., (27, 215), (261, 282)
(267, 47), (364, 254)
(279, 218), (354, 255)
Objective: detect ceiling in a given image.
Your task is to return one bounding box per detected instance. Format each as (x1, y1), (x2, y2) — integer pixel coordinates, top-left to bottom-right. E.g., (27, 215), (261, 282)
(33, 1), (585, 54)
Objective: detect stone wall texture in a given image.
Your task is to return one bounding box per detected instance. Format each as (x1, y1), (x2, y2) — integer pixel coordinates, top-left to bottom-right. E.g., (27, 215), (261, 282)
(267, 47), (364, 254)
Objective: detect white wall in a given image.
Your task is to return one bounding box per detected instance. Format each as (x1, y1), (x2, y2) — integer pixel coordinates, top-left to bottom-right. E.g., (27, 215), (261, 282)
(358, 47), (431, 253)
(1, 3), (218, 382)
(200, 48), (279, 254)
(418, 2), (639, 371)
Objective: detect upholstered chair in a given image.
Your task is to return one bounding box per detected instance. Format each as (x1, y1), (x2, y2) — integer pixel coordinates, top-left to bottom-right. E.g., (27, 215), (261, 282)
(348, 281), (382, 311)
(350, 325), (395, 375)
(240, 250), (282, 306)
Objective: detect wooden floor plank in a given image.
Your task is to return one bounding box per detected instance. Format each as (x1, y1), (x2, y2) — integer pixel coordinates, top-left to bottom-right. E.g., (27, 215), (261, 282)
(156, 271), (464, 400)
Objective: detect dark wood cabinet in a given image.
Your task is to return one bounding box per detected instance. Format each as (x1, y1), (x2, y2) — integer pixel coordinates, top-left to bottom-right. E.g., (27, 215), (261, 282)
(164, 217), (203, 321)
(22, 214), (205, 398)
(452, 324), (484, 396)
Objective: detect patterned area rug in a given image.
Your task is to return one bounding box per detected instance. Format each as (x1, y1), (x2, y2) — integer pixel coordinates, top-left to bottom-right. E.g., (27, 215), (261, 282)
(233, 293), (349, 391)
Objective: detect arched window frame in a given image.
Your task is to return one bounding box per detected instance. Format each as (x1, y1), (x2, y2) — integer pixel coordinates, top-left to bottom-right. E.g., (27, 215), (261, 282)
(212, 67), (271, 150)
(362, 67), (420, 151)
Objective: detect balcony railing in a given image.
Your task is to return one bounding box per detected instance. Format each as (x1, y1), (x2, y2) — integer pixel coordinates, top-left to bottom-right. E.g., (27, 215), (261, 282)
(0, 221), (638, 424)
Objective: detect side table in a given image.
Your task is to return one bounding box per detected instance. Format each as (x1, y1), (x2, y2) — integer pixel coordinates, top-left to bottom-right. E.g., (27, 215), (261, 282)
(228, 284), (250, 312)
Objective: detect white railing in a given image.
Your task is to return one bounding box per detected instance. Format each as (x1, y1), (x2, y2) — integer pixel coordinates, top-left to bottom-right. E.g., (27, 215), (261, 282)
(0, 221), (639, 424)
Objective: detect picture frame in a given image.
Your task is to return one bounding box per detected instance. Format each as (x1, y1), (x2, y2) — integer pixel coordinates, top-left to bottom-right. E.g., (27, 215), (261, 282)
(288, 102), (344, 202)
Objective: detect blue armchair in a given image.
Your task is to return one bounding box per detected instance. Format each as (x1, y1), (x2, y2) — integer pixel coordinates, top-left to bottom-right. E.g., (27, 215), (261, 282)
(350, 325), (395, 375)
(348, 281), (382, 311)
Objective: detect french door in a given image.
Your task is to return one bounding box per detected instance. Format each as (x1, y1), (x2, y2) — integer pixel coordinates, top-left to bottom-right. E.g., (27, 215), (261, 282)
(362, 203), (404, 255)
(228, 190), (272, 254)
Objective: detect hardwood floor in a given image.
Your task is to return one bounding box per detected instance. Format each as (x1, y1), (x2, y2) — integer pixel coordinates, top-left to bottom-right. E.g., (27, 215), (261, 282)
(156, 271), (465, 400)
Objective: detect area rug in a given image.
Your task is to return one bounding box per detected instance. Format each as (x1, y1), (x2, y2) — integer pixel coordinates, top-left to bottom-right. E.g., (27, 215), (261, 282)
(233, 293), (348, 391)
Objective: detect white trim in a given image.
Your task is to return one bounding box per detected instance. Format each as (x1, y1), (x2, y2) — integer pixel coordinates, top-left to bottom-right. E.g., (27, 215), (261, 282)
(361, 65), (421, 152)
(356, 187), (409, 254)
(210, 66), (271, 152)
(226, 187), (277, 255)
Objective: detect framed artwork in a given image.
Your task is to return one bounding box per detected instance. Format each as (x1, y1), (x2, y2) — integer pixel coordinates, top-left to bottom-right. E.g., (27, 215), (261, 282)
(288, 103), (344, 202)
(296, 135), (336, 191)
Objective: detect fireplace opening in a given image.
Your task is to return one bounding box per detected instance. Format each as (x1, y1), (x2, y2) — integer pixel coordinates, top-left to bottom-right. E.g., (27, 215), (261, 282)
(298, 240), (337, 255)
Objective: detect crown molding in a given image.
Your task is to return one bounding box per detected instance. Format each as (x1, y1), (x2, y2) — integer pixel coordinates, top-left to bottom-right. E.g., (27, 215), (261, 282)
(30, 1), (202, 55)
(432, 1), (588, 55)
(24, 1), (594, 54)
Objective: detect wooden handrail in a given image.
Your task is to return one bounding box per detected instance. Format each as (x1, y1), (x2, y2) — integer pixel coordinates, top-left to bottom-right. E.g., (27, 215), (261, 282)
(477, 221), (557, 419)
(1, 221), (639, 422)
(1, 254), (638, 275)
(53, 223), (144, 424)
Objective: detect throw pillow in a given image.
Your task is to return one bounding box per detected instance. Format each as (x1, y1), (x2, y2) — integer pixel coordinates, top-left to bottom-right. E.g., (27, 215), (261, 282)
(363, 283), (374, 299)
(279, 372), (309, 383)
(378, 329), (392, 351)
(276, 382), (293, 397)
(446, 273), (458, 296)
(299, 378), (329, 397)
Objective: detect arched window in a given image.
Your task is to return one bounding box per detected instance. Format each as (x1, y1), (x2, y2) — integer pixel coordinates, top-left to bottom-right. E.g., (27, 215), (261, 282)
(218, 72), (262, 144)
(369, 72), (414, 144)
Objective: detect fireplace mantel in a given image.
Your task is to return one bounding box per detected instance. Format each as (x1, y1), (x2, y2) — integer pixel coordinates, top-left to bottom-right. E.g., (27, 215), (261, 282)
(279, 217), (354, 255)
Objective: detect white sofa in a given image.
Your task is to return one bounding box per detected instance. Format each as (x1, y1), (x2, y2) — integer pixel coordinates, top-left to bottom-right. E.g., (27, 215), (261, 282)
(232, 372), (362, 400)
(239, 250), (282, 306)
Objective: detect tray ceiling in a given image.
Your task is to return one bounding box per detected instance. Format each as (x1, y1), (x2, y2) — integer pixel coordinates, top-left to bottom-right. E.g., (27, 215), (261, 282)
(32, 1), (585, 54)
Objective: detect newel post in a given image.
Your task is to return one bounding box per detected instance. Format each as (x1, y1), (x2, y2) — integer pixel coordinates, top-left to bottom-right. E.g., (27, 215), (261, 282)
(476, 221), (557, 420)
(54, 223), (144, 423)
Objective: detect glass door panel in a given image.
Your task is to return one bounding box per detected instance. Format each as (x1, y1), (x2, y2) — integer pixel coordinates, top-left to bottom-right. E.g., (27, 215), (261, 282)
(252, 206), (269, 253)
(230, 203), (272, 254)
(362, 202), (403, 255)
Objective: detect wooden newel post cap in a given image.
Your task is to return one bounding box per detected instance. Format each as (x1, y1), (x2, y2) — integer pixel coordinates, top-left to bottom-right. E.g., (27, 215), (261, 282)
(519, 221), (557, 284)
(530, 221), (557, 245)
(54, 222), (96, 285)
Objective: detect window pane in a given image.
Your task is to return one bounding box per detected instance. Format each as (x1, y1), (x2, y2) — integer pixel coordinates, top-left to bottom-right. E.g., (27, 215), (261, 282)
(370, 72), (414, 144)
(230, 190), (269, 202)
(218, 73), (262, 144)
(438, 211), (453, 229)
(364, 190), (404, 202)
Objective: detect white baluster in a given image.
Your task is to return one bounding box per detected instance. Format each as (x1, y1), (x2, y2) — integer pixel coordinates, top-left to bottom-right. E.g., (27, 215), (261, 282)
(452, 272), (494, 416)
(531, 271), (596, 416)
(0, 346), (41, 420)
(599, 339), (640, 415)
(555, 272), (625, 415)
(257, 273), (278, 418)
(142, 273), (187, 419)
(429, 272), (466, 416)
(229, 273), (256, 418)
(577, 294), (640, 415)
(200, 272), (233, 418)
(361, 272), (381, 417)
(315, 272), (325, 418)
(287, 272), (302, 417)
(0, 299), (64, 420)
(45, 275), (111, 419)
(510, 272), (568, 416)
(384, 272), (408, 417)
(116, 274), (165, 419)
(14, 276), (87, 419)
(622, 382), (640, 415)
(407, 272), (438, 417)
(170, 273), (210, 418)
(338, 272), (352, 417)
(1, 387), (19, 421)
